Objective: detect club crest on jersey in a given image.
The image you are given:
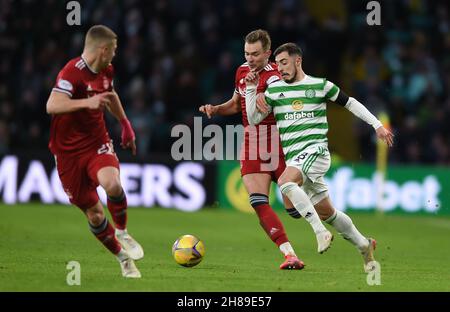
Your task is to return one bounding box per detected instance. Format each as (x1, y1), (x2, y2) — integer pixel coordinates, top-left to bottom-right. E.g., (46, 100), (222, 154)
(291, 100), (304, 111)
(305, 89), (316, 98)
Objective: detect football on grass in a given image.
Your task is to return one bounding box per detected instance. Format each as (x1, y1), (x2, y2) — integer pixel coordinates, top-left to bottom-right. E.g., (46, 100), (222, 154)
(172, 234), (205, 267)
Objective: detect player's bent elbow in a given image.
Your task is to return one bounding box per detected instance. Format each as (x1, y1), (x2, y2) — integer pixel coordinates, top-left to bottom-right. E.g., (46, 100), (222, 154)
(46, 101), (55, 115)
(46, 98), (62, 115)
(46, 92), (71, 115)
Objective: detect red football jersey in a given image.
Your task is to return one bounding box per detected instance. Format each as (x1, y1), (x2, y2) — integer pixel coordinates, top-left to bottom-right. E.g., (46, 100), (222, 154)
(49, 56), (114, 155)
(234, 62), (281, 127)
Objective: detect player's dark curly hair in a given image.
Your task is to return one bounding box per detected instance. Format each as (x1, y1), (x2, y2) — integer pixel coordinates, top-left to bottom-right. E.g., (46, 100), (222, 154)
(274, 43), (303, 58)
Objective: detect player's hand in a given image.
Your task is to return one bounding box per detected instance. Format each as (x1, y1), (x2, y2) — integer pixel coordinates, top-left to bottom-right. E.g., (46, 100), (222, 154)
(199, 104), (217, 119)
(245, 70), (259, 86)
(376, 126), (394, 147)
(256, 93), (270, 114)
(120, 118), (137, 155)
(87, 92), (112, 110)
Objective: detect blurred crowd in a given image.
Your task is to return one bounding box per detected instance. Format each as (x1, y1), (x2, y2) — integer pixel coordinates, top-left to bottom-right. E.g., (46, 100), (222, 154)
(0, 0), (449, 164)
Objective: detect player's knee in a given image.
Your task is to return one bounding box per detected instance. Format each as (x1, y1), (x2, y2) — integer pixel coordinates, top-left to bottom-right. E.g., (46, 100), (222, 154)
(277, 174), (289, 187)
(87, 210), (105, 226)
(278, 174), (302, 188)
(318, 211), (331, 221)
(277, 170), (303, 187)
(278, 181), (297, 196)
(103, 179), (122, 197)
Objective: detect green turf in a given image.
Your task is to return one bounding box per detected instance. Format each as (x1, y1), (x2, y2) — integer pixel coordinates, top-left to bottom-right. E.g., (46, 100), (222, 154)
(0, 203), (449, 291)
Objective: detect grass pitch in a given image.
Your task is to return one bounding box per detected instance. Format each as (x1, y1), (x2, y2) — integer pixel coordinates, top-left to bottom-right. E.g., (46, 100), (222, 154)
(0, 203), (449, 291)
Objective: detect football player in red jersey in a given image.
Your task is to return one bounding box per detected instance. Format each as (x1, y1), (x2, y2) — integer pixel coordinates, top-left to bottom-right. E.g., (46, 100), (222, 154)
(199, 30), (304, 269)
(46, 25), (143, 278)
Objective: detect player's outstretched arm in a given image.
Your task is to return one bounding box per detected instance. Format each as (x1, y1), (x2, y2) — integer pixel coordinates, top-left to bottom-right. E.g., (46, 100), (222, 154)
(199, 92), (241, 118)
(245, 71), (269, 125)
(46, 91), (111, 115)
(375, 125), (394, 147)
(343, 97), (394, 147)
(329, 85), (394, 147)
(105, 91), (137, 155)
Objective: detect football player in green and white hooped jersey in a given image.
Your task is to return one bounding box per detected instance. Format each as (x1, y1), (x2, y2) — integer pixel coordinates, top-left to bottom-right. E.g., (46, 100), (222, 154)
(245, 42), (394, 272)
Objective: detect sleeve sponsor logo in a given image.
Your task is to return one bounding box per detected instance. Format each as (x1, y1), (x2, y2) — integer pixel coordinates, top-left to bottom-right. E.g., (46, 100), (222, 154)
(57, 79), (73, 91)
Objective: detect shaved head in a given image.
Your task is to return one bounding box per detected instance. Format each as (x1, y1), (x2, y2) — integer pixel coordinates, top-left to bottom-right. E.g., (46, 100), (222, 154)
(84, 25), (117, 50)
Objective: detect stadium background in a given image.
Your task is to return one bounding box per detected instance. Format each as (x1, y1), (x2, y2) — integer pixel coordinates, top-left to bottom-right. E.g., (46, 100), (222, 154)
(0, 0), (450, 292)
(1, 0), (448, 214)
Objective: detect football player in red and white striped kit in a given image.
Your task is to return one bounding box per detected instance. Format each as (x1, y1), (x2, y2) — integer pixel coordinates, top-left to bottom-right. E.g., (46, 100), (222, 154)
(199, 30), (304, 270)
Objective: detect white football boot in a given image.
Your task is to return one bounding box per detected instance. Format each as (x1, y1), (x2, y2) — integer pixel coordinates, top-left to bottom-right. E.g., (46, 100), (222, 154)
(316, 230), (334, 254)
(119, 257), (141, 278)
(116, 230), (144, 261)
(361, 238), (377, 273)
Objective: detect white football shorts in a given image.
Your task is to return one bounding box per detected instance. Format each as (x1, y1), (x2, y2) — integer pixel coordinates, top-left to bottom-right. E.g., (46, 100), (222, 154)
(286, 144), (330, 205)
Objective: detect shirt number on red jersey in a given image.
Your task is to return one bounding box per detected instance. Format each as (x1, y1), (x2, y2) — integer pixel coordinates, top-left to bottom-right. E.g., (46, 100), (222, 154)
(97, 142), (114, 155)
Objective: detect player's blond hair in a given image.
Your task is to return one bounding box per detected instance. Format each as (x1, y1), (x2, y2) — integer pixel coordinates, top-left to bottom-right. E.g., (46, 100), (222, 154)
(245, 29), (271, 51)
(84, 25), (117, 49)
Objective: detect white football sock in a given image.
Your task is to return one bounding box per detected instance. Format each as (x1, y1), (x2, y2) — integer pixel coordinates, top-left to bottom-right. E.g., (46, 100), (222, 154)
(279, 242), (296, 257)
(325, 210), (369, 251)
(280, 182), (327, 234)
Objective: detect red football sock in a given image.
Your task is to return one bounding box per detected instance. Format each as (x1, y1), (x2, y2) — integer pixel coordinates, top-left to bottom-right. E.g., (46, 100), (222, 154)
(89, 218), (122, 255)
(107, 190), (127, 230)
(250, 193), (289, 246)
